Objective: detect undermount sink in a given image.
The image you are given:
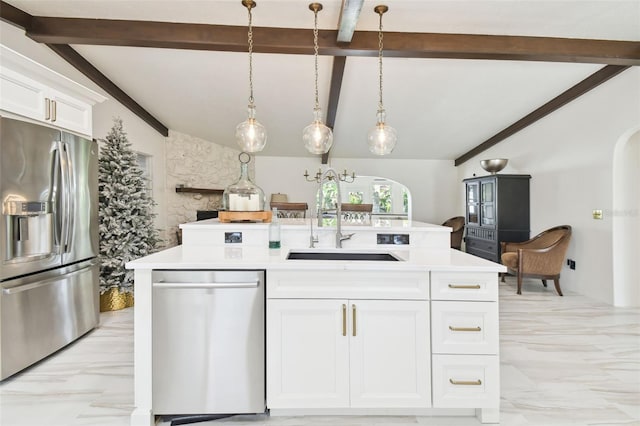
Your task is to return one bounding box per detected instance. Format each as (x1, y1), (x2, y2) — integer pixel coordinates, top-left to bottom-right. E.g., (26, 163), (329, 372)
(286, 251), (401, 261)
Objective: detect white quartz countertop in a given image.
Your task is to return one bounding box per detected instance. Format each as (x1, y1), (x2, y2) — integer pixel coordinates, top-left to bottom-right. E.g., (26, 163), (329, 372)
(126, 244), (506, 272)
(179, 217), (451, 232)
(129, 217), (505, 272)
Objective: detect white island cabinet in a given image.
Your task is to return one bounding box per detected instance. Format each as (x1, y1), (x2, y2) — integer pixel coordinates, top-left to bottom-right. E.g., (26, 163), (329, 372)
(126, 218), (506, 426)
(267, 270), (430, 409)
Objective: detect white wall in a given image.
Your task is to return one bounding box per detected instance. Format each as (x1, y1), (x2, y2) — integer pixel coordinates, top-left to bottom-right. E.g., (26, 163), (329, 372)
(613, 128), (640, 307)
(1, 22), (168, 243)
(456, 68), (640, 304)
(255, 156), (459, 224)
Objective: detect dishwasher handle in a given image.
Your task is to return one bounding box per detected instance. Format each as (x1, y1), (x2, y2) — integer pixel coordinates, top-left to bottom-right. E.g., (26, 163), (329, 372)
(153, 281), (259, 289)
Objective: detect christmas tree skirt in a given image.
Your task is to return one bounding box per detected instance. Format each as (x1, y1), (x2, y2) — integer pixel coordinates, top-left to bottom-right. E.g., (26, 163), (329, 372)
(100, 288), (134, 312)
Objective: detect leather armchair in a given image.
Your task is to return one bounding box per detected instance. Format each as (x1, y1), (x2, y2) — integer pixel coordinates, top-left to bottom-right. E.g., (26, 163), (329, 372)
(442, 216), (465, 250)
(500, 225), (572, 296)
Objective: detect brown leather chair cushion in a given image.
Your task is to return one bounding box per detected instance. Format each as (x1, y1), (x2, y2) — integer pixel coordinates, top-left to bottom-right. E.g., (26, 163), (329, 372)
(501, 252), (518, 270)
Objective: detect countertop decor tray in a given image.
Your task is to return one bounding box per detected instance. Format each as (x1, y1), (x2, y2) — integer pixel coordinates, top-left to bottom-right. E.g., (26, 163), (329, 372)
(218, 210), (272, 223)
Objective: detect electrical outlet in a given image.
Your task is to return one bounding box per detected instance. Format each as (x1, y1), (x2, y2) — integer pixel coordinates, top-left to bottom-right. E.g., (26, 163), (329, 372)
(567, 259), (571, 266)
(569, 260), (576, 270)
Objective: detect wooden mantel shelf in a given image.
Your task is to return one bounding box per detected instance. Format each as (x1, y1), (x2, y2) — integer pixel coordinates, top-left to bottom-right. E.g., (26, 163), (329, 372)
(175, 187), (224, 195)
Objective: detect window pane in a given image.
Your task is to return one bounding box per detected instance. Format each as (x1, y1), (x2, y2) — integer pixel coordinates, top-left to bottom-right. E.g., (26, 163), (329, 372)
(402, 188), (409, 214)
(372, 184), (392, 213)
(317, 181), (338, 210)
(348, 191), (364, 204)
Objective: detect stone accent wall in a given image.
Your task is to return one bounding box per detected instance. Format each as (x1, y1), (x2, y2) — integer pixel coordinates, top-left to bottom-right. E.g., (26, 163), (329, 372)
(165, 131), (253, 246)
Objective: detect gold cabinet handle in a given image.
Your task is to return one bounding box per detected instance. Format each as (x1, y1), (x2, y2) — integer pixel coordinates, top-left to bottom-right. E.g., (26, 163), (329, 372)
(342, 304), (347, 337)
(45, 98), (51, 120)
(449, 379), (482, 386)
(352, 304), (357, 337)
(51, 100), (57, 122)
(449, 326), (482, 332)
(448, 284), (481, 289)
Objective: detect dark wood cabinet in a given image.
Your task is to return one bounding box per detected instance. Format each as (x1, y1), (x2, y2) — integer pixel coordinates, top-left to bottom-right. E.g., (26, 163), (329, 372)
(463, 174), (531, 263)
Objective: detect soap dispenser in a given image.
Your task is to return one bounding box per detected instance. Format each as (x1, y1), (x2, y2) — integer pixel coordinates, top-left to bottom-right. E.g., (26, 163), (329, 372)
(269, 208), (281, 249)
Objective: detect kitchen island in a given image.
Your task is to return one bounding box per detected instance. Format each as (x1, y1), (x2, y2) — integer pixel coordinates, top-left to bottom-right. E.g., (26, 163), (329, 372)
(127, 218), (506, 426)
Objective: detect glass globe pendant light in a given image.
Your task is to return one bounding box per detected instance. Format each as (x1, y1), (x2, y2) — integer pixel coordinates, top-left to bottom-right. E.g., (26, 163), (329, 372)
(235, 0), (267, 153)
(367, 5), (397, 156)
(302, 3), (334, 155)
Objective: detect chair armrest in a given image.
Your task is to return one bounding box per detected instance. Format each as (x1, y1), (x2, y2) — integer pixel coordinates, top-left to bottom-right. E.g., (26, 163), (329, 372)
(517, 242), (566, 275)
(503, 240), (533, 252)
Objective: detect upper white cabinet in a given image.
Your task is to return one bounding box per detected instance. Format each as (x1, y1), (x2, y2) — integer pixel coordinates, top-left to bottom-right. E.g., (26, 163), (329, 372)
(0, 45), (106, 137)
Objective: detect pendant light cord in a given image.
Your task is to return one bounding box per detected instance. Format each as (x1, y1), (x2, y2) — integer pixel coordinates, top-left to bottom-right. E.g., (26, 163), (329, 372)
(377, 11), (384, 111)
(313, 9), (320, 110)
(247, 6), (255, 106)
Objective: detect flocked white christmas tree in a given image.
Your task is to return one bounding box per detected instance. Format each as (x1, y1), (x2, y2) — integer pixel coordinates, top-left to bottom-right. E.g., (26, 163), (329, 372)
(99, 118), (160, 294)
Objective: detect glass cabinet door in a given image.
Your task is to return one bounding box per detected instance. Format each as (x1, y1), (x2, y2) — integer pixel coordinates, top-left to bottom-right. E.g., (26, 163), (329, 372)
(466, 182), (480, 225)
(481, 181), (494, 203)
(468, 204), (479, 225)
(481, 203), (495, 226)
(480, 180), (495, 226)
(467, 182), (479, 204)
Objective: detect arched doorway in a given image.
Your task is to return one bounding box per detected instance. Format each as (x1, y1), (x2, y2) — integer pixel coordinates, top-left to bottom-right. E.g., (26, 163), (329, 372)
(612, 127), (640, 307)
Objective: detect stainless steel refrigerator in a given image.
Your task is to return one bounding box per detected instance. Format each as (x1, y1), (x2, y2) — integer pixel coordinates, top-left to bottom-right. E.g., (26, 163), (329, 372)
(0, 116), (99, 380)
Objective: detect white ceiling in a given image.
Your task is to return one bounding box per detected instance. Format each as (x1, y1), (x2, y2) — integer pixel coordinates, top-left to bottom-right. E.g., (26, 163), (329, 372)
(6, 0), (640, 160)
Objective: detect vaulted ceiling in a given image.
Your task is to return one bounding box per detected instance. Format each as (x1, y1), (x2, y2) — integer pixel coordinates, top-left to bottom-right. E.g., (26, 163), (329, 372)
(2, 0), (639, 164)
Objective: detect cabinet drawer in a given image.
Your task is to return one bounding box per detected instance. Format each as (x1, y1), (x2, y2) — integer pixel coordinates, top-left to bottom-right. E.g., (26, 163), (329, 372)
(431, 301), (498, 355)
(432, 355), (499, 408)
(267, 270), (429, 300)
(431, 272), (498, 301)
(465, 238), (498, 254)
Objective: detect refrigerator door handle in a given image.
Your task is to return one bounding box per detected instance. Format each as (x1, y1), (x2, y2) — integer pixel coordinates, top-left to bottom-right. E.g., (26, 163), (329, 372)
(50, 143), (63, 250)
(57, 142), (74, 254)
(63, 142), (75, 254)
(3, 277), (60, 295)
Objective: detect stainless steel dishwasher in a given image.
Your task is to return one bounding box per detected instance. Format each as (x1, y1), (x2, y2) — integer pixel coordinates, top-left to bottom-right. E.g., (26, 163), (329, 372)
(152, 270), (265, 415)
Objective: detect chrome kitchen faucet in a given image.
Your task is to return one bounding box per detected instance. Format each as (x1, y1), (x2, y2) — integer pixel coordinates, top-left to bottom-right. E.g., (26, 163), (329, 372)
(317, 168), (355, 248)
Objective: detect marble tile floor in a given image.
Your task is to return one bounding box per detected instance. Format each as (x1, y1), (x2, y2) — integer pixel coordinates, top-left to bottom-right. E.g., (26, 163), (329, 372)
(1, 277), (638, 426)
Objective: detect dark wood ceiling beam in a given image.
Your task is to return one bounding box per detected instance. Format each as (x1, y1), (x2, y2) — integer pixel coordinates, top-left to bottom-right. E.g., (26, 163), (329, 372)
(337, 0), (364, 43)
(24, 17), (640, 65)
(454, 65), (630, 166)
(321, 56), (347, 165)
(0, 1), (32, 29)
(46, 44), (169, 137)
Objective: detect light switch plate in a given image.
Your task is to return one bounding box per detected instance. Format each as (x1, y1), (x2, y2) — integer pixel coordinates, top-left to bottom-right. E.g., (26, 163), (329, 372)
(592, 209), (603, 220)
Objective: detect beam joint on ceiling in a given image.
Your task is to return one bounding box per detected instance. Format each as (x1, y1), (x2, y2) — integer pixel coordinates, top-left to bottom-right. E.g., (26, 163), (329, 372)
(0, 1), (32, 29)
(454, 65), (631, 166)
(23, 16), (640, 66)
(337, 0), (364, 43)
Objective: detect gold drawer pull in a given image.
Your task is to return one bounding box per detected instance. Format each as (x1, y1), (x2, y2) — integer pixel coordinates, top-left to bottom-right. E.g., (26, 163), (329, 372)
(449, 326), (482, 332)
(352, 304), (357, 337)
(448, 284), (481, 289)
(342, 304), (347, 337)
(449, 379), (482, 386)
(45, 98), (51, 120)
